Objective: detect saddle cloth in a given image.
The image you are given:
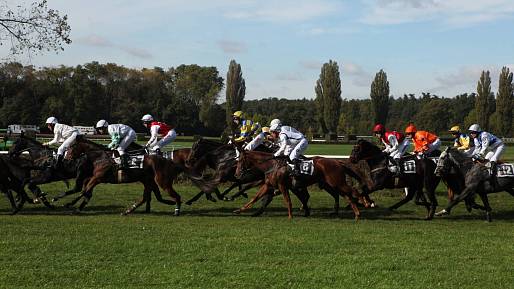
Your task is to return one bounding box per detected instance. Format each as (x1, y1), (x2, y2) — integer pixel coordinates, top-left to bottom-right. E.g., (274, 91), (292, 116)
(387, 157), (439, 174)
(113, 154), (145, 169)
(288, 160), (315, 175)
(491, 163), (514, 178)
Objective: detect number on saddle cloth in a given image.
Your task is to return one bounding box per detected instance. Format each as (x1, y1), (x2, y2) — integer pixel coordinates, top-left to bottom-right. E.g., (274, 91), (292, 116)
(288, 160), (314, 175)
(495, 163), (514, 178)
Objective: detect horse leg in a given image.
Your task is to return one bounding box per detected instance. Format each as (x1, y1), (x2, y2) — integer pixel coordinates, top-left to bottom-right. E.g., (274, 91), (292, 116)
(477, 193), (493, 222)
(228, 181), (262, 201)
(234, 184), (272, 215)
(222, 182), (241, 201)
(338, 185), (361, 221)
(278, 182), (293, 220)
(435, 185), (478, 216)
(53, 176), (90, 203)
(73, 176), (102, 211)
(185, 191), (206, 205)
(27, 183), (54, 209)
(388, 187), (416, 211)
(252, 191), (275, 217)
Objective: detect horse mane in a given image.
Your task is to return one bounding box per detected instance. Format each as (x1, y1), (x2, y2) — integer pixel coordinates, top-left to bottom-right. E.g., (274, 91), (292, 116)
(357, 139), (383, 155)
(446, 147), (472, 163)
(76, 136), (107, 150)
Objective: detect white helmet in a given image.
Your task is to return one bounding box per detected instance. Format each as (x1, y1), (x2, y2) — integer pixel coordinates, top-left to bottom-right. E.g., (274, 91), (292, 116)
(269, 119), (282, 132)
(45, 117), (58, 124)
(468, 124), (481, 132)
(96, 119), (108, 128)
(141, 114), (154, 122)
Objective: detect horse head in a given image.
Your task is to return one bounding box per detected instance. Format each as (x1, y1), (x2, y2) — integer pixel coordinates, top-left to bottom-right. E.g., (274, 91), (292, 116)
(8, 133), (46, 158)
(435, 147), (462, 177)
(350, 139), (382, 163)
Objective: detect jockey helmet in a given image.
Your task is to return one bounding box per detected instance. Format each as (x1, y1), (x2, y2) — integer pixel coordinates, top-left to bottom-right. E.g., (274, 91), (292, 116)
(232, 111), (243, 118)
(373, 124), (385, 133)
(141, 114), (154, 122)
(405, 124), (417, 134)
(96, 119), (108, 128)
(270, 118), (281, 127)
(448, 126), (461, 134)
(468, 124), (481, 133)
(45, 116), (58, 124)
(261, 127), (270, 134)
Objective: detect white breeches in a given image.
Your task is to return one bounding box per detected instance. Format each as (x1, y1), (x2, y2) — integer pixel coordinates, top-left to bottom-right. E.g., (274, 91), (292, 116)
(152, 129), (177, 150)
(485, 142), (505, 162)
(57, 132), (78, 156)
(285, 138), (308, 161)
(117, 130), (137, 155)
(389, 139), (410, 159)
(426, 138), (441, 154)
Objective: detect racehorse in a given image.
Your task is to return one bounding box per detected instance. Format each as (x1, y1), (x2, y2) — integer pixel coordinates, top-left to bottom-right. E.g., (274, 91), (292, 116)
(0, 155), (34, 214)
(234, 150), (366, 220)
(434, 147), (514, 221)
(186, 138), (270, 202)
(64, 137), (182, 215)
(350, 139), (440, 220)
(8, 134), (91, 208)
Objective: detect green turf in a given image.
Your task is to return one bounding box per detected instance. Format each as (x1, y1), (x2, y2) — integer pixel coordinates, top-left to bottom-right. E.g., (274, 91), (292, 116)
(1, 182), (513, 289)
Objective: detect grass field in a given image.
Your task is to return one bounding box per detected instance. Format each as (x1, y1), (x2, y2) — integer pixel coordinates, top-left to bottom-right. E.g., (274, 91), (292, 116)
(1, 182), (513, 289)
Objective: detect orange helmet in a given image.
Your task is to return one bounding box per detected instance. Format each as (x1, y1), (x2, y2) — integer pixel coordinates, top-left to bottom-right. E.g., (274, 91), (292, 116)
(405, 124), (417, 134)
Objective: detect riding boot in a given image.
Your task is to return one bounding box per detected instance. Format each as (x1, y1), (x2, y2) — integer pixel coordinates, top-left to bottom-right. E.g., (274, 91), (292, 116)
(391, 158), (402, 177)
(120, 154), (129, 169)
(53, 154), (63, 170)
(290, 158), (301, 176)
(490, 161), (498, 188)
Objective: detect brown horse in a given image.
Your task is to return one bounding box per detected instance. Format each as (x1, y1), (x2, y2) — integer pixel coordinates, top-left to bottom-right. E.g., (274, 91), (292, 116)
(234, 151), (366, 220)
(65, 137), (183, 215)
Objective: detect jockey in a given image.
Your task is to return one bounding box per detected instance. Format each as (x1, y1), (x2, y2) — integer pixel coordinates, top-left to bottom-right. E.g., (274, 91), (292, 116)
(404, 124), (441, 156)
(141, 114), (176, 155)
(373, 124), (409, 159)
(270, 119), (308, 175)
(244, 126), (271, 151)
(95, 120), (137, 168)
(232, 111), (260, 143)
(468, 124), (504, 174)
(373, 124), (408, 175)
(448, 125), (471, 152)
(42, 117), (80, 168)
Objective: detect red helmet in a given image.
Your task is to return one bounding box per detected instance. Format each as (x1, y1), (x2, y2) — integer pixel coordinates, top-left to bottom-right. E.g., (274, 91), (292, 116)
(373, 124), (385, 133)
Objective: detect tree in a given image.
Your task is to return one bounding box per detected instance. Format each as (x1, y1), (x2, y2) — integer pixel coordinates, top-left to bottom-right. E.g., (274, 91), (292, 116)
(225, 60), (245, 128)
(370, 69), (390, 125)
(413, 99), (451, 134)
(496, 66), (513, 136)
(315, 60), (341, 139)
(476, 70), (491, 130)
(0, 0), (71, 55)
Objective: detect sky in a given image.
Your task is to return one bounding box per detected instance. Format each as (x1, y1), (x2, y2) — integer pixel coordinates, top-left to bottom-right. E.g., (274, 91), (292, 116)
(3, 0), (514, 100)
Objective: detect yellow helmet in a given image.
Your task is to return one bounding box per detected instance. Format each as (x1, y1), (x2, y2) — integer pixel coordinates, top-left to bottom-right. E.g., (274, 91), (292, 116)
(261, 127), (270, 134)
(448, 126), (460, 133)
(232, 111), (243, 118)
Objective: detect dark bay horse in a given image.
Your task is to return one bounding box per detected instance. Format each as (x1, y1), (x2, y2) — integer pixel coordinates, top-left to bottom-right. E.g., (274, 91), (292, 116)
(8, 134), (91, 208)
(186, 138), (269, 202)
(65, 137), (182, 215)
(434, 147), (514, 221)
(234, 151), (366, 220)
(350, 139), (440, 220)
(0, 155), (35, 214)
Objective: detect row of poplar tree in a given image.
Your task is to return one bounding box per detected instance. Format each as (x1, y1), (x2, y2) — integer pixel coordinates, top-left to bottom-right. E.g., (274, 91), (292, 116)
(0, 60), (512, 137)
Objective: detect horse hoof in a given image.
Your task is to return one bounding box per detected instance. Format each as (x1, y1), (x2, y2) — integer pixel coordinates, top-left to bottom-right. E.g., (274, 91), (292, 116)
(174, 209), (180, 216)
(51, 198), (59, 203)
(233, 209), (241, 215)
(434, 209), (449, 216)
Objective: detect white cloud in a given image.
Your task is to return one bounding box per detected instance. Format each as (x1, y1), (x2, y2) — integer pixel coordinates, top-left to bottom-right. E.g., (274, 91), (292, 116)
(361, 0), (514, 27)
(217, 40), (248, 54)
(76, 34), (153, 59)
(224, 0), (343, 22)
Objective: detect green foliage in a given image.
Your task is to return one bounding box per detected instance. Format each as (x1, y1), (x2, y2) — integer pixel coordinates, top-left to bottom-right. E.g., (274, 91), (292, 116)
(496, 66), (513, 137)
(370, 69), (390, 125)
(225, 60), (245, 128)
(413, 98), (451, 134)
(476, 70), (491, 130)
(315, 60), (342, 136)
(0, 0), (71, 55)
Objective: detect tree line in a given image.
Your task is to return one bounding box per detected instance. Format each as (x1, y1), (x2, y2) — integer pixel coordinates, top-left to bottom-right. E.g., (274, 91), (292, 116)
(0, 61), (512, 138)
